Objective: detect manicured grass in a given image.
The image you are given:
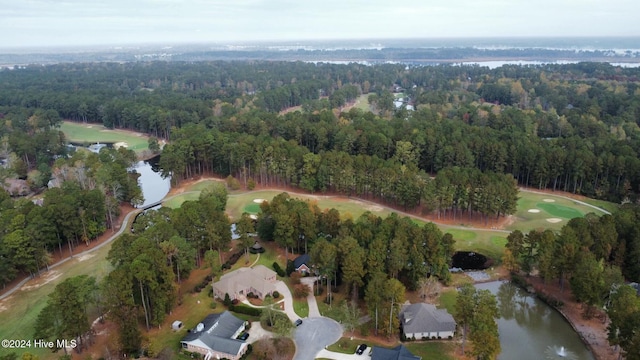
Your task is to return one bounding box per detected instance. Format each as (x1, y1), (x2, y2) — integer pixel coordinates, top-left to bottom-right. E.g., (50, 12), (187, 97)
(437, 289), (458, 315)
(243, 203), (262, 214)
(163, 192), (200, 208)
(536, 202), (584, 219)
(0, 245), (113, 359)
(293, 298), (309, 318)
(404, 342), (455, 360)
(60, 121), (150, 153)
(327, 337), (364, 354)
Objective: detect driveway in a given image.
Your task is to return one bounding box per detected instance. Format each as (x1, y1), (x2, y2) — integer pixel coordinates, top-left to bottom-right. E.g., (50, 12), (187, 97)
(246, 321), (273, 344)
(293, 317), (343, 360)
(274, 280), (300, 321)
(315, 349), (371, 360)
(301, 277), (321, 318)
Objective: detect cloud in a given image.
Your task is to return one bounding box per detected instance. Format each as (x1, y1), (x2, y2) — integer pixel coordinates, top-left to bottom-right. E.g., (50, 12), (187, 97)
(0, 0), (638, 48)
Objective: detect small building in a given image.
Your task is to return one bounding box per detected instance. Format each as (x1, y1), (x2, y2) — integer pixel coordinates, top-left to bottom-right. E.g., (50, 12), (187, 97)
(212, 265), (276, 300)
(293, 254), (311, 275)
(180, 311), (248, 360)
(172, 320), (183, 331)
(371, 345), (421, 360)
(249, 241), (264, 254)
(399, 303), (456, 340)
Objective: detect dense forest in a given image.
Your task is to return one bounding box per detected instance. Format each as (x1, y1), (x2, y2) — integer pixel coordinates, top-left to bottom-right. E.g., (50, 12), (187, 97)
(2, 60), (640, 357)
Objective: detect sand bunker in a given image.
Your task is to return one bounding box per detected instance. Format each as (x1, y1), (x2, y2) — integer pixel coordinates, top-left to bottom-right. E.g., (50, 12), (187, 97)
(21, 270), (62, 291)
(253, 198), (266, 204)
(77, 253), (95, 262)
(543, 198), (556, 202)
(368, 205), (383, 212)
(528, 209), (541, 213)
(547, 218), (563, 223)
(114, 141), (128, 149)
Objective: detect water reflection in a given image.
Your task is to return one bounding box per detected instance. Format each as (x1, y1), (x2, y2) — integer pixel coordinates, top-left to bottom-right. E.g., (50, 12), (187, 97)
(133, 156), (171, 208)
(476, 281), (594, 360)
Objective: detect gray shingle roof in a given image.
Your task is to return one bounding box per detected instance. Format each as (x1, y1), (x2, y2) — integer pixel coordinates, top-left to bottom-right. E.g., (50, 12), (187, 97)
(293, 254), (310, 269)
(400, 303), (456, 334)
(181, 311), (246, 356)
(371, 345), (421, 360)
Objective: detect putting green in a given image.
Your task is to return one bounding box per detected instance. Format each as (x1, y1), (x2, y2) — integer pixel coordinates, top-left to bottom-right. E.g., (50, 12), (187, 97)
(243, 203), (262, 214)
(537, 203), (584, 219)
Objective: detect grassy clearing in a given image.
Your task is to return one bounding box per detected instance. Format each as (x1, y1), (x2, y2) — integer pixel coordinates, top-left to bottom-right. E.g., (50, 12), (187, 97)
(352, 94), (372, 112)
(0, 246), (113, 359)
(60, 121), (150, 153)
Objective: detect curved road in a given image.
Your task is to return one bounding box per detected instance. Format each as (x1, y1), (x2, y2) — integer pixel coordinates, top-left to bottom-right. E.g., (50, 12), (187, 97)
(0, 207), (142, 301)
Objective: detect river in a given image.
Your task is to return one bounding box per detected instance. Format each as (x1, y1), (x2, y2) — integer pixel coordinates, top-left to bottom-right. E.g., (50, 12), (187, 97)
(476, 281), (595, 360)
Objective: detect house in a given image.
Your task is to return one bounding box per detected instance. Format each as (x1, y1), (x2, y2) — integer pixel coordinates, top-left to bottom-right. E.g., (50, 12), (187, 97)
(371, 345), (421, 360)
(293, 254), (311, 274)
(180, 311), (248, 360)
(399, 303), (456, 340)
(212, 265), (276, 300)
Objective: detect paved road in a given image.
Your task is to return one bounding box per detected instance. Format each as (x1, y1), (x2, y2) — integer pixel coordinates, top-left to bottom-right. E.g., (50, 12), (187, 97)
(0, 207), (142, 301)
(293, 317), (343, 360)
(301, 277), (321, 318)
(246, 321), (273, 344)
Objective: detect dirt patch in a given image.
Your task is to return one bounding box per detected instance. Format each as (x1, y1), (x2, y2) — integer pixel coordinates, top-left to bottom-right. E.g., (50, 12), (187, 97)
(21, 270), (62, 291)
(528, 209), (541, 213)
(77, 253), (95, 262)
(547, 218), (563, 223)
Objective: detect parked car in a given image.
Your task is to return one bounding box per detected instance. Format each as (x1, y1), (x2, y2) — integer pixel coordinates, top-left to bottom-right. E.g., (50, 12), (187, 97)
(356, 344), (367, 355)
(237, 332), (249, 340)
(294, 319), (303, 326)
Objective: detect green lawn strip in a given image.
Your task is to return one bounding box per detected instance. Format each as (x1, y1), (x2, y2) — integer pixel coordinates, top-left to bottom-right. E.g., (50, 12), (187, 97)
(326, 337), (365, 354)
(580, 198), (619, 214)
(243, 203), (262, 214)
(162, 193), (200, 208)
(404, 342), (455, 360)
(60, 121), (150, 152)
(0, 246), (113, 359)
(293, 298), (309, 318)
(536, 202), (584, 218)
(437, 289), (458, 315)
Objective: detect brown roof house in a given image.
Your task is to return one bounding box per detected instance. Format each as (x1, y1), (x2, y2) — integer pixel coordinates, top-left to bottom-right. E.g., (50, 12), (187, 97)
(180, 311), (248, 360)
(212, 265), (277, 300)
(399, 303), (456, 340)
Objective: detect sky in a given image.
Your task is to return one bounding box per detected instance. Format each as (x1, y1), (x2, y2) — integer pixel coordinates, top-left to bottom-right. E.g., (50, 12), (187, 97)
(1, 0), (639, 49)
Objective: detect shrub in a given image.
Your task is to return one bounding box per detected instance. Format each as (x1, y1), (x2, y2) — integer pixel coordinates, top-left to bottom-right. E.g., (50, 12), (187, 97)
(226, 175), (241, 190)
(239, 344), (253, 360)
(247, 178), (256, 191)
(293, 284), (310, 298)
(272, 262), (285, 277)
(286, 260), (295, 276)
(272, 291), (280, 299)
(224, 293), (232, 307)
(290, 272), (302, 285)
(232, 299), (239, 305)
(229, 304), (262, 317)
(210, 301), (217, 309)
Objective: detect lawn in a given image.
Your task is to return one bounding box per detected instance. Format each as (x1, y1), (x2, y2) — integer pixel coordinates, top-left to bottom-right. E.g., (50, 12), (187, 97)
(507, 190), (611, 232)
(352, 94), (372, 112)
(60, 121), (150, 153)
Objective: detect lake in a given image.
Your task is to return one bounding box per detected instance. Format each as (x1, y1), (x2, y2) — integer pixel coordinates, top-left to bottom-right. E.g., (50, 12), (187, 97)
(476, 281), (595, 360)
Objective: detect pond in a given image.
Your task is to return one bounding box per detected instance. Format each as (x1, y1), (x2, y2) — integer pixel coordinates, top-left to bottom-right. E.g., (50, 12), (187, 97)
(475, 281), (594, 360)
(132, 155), (171, 208)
